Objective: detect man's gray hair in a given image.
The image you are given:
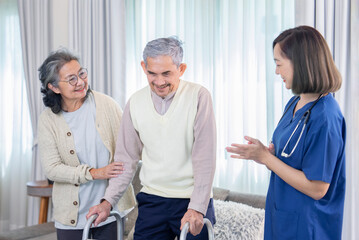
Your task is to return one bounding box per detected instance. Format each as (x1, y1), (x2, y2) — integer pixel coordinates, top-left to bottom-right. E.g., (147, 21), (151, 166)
(143, 36), (184, 67)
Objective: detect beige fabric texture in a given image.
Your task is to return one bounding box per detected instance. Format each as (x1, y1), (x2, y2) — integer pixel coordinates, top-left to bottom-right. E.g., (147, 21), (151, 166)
(38, 91), (136, 227)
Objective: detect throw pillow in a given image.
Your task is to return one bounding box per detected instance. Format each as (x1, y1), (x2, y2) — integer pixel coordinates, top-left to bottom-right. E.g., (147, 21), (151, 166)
(213, 199), (264, 240)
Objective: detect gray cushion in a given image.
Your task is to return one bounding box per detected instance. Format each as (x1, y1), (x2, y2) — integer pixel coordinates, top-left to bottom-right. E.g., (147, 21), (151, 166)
(227, 192), (266, 209)
(213, 187), (230, 201)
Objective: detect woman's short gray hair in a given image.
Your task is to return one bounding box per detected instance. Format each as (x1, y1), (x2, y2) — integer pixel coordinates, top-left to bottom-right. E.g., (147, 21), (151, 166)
(143, 36), (184, 67)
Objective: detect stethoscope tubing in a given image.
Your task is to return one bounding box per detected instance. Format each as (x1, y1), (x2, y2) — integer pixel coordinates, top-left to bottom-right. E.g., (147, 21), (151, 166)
(277, 94), (323, 158)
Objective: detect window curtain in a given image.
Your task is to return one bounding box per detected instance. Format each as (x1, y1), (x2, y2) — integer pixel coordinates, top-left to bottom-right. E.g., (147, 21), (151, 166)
(68, 0), (128, 106)
(295, 0), (358, 239)
(125, 0), (294, 195)
(67, 0), (295, 196)
(0, 0), (32, 231)
(17, 0), (53, 226)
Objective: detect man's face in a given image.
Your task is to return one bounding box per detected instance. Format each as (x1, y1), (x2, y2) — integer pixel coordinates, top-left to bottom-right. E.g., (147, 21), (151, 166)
(141, 55), (187, 98)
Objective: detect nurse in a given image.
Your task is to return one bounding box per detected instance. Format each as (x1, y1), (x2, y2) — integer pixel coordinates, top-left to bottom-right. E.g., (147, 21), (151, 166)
(226, 25), (346, 240)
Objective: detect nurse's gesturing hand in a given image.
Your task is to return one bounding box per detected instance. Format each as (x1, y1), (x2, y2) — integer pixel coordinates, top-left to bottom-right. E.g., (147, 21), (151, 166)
(226, 136), (274, 166)
(226, 136), (330, 200)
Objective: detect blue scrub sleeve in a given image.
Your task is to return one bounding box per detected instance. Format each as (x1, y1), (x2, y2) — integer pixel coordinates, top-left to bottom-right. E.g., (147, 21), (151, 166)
(301, 120), (343, 183)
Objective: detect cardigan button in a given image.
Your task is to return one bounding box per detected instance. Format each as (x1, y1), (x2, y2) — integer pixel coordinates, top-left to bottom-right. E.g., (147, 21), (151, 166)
(70, 150), (75, 154)
(73, 201), (78, 205)
(71, 220), (75, 224)
(74, 184), (79, 187)
(67, 132), (71, 136)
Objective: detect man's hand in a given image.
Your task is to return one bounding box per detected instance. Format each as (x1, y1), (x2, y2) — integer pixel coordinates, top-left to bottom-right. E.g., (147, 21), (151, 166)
(180, 209), (204, 236)
(86, 200), (112, 227)
(90, 162), (124, 180)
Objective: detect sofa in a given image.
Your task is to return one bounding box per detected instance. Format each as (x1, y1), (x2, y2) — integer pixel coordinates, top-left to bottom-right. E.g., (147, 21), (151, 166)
(0, 163), (266, 240)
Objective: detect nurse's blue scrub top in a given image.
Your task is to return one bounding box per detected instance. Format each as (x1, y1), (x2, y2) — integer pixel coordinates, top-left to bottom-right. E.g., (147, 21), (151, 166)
(265, 93), (346, 240)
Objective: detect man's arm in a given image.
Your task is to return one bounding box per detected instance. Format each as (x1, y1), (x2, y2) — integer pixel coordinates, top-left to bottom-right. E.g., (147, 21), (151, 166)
(190, 87), (216, 213)
(181, 87), (217, 235)
(87, 101), (143, 226)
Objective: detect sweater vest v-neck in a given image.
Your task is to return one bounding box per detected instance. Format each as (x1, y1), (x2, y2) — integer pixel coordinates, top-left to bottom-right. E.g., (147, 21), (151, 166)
(130, 80), (201, 198)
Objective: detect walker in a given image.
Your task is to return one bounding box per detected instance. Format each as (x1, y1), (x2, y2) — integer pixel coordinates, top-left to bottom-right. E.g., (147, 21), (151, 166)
(82, 209), (133, 240)
(179, 218), (214, 240)
(83, 210), (214, 240)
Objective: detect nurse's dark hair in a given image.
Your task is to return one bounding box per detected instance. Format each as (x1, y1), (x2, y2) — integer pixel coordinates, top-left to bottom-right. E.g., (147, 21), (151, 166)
(38, 48), (90, 114)
(273, 25), (342, 95)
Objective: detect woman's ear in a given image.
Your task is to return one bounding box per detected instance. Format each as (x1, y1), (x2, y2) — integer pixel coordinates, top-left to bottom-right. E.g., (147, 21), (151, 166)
(48, 83), (60, 94)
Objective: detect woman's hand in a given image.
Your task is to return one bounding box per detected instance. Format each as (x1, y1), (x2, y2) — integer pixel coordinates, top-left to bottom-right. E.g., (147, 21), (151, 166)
(268, 142), (275, 155)
(227, 136), (330, 200)
(90, 162), (124, 180)
(226, 136), (273, 165)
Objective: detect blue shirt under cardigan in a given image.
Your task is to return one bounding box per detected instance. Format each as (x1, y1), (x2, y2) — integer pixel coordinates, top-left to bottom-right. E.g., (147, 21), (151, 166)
(57, 93), (117, 229)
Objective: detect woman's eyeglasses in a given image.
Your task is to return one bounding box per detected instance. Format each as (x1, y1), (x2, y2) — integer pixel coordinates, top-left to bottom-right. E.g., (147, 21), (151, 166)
(59, 68), (88, 86)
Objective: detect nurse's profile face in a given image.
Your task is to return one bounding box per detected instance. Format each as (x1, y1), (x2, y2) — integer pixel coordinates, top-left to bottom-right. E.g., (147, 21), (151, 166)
(273, 44), (294, 90)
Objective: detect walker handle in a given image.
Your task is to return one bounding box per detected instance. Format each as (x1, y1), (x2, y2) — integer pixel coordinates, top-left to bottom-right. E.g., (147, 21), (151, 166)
(179, 218), (214, 240)
(82, 210), (131, 240)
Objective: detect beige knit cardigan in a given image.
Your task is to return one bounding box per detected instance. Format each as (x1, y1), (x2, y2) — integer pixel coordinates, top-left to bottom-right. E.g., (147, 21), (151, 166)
(38, 91), (136, 227)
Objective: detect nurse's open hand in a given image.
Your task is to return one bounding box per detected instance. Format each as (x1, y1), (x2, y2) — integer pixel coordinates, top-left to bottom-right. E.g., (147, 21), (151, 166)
(226, 136), (273, 165)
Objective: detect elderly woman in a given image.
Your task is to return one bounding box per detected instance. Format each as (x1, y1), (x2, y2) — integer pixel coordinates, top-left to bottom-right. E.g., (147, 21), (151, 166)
(38, 49), (136, 240)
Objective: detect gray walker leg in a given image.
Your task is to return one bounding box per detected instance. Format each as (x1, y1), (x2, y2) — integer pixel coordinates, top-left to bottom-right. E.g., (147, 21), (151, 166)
(179, 218), (214, 240)
(82, 210), (132, 240)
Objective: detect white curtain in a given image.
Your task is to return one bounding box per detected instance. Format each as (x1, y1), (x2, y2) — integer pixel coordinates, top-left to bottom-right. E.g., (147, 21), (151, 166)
(67, 0), (295, 196)
(124, 0), (294, 195)
(68, 0), (295, 195)
(17, 0), (53, 226)
(68, 0), (128, 106)
(347, 2), (359, 239)
(295, 0), (358, 239)
(66, 0), (293, 196)
(0, 0), (32, 231)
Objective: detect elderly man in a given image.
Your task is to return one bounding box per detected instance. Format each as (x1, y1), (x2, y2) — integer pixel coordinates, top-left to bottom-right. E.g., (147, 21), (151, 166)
(87, 37), (216, 240)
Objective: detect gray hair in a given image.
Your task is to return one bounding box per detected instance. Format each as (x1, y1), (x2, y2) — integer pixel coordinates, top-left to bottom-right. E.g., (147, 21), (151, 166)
(38, 48), (80, 114)
(142, 36), (184, 67)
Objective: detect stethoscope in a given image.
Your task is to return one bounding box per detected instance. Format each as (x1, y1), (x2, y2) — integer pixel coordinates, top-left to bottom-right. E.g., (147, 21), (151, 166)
(276, 94), (323, 158)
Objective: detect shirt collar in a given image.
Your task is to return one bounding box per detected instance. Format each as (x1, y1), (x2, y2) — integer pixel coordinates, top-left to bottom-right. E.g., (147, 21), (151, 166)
(150, 90), (176, 102)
